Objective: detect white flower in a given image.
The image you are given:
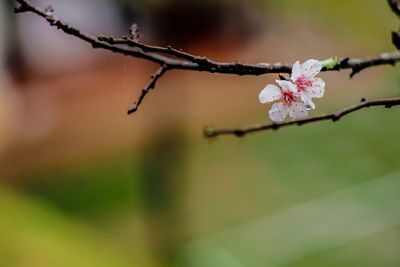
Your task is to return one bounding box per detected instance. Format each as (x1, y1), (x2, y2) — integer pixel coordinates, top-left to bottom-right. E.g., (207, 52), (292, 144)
(291, 59), (325, 109)
(259, 80), (308, 122)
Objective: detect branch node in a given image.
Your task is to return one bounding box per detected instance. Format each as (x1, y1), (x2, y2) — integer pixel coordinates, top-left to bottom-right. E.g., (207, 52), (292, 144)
(129, 23), (140, 42)
(233, 130), (245, 137)
(203, 127), (217, 138)
(331, 116), (339, 122)
(278, 74), (289, 81)
(14, 6), (26, 13)
(350, 67), (362, 78)
(339, 57), (350, 67)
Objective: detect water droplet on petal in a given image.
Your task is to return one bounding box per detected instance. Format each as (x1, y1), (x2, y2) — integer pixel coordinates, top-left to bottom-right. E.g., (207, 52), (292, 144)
(305, 104), (312, 111)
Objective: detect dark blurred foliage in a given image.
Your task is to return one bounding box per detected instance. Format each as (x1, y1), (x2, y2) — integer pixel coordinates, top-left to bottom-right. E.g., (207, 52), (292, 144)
(117, 0), (264, 47)
(138, 129), (189, 264)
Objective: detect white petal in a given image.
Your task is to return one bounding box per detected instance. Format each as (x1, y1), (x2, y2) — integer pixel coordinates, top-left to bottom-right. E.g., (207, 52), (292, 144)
(288, 101), (309, 120)
(291, 61), (302, 81)
(276, 80), (297, 93)
(300, 92), (316, 109)
(308, 78), (325, 98)
(269, 102), (288, 122)
(301, 59), (322, 78)
(259, 84), (282, 104)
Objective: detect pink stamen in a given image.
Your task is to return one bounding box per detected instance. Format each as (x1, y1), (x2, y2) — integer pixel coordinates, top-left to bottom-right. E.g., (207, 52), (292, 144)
(295, 76), (313, 92)
(282, 90), (295, 105)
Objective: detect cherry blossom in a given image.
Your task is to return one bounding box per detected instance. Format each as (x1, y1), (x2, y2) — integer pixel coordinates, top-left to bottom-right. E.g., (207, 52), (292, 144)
(259, 80), (308, 122)
(291, 59), (325, 109)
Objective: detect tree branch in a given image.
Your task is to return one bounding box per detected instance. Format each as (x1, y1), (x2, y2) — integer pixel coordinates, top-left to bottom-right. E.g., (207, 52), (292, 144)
(14, 0), (400, 77)
(127, 65), (168, 114)
(204, 97), (400, 138)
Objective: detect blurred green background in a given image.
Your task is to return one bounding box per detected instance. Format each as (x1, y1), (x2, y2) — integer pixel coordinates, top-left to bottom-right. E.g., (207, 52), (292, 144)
(0, 0), (399, 266)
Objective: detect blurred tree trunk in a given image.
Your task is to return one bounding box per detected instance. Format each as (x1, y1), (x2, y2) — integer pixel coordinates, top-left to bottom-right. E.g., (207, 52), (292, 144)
(117, 0), (263, 265)
(4, 0), (28, 83)
(139, 128), (189, 266)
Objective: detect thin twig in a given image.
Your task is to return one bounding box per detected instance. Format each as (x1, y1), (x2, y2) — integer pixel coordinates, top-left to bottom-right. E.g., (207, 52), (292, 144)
(97, 35), (200, 63)
(204, 97), (400, 138)
(127, 65), (168, 114)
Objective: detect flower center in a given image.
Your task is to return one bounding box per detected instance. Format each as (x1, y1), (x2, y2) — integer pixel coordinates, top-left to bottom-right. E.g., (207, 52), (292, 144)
(282, 90), (295, 105)
(295, 76), (313, 92)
